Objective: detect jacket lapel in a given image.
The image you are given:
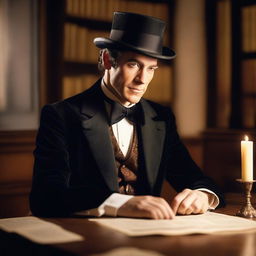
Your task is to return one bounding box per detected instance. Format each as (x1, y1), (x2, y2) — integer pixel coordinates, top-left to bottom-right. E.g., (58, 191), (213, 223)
(78, 81), (166, 193)
(79, 82), (119, 192)
(140, 100), (166, 192)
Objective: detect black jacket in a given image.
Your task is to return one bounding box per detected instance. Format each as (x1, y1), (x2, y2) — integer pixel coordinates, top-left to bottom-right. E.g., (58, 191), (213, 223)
(30, 79), (225, 216)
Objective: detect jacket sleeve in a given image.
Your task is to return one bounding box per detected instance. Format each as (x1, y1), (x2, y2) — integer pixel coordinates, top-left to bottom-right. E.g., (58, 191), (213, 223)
(29, 104), (112, 217)
(164, 108), (226, 207)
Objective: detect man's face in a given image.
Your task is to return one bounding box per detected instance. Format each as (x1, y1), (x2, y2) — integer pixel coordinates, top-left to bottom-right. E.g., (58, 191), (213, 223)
(107, 51), (158, 106)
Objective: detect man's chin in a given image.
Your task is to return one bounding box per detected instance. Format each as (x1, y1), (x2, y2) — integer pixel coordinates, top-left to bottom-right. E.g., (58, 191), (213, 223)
(126, 95), (143, 104)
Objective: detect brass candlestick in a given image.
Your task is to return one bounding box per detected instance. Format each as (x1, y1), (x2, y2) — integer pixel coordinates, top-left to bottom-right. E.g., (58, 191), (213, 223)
(236, 179), (256, 218)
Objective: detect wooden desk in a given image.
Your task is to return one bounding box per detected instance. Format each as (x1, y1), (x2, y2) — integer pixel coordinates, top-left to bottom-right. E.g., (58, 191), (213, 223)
(1, 193), (256, 256)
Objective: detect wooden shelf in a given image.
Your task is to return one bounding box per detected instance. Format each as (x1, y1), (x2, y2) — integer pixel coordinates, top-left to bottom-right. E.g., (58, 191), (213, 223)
(65, 15), (112, 30)
(63, 61), (100, 76)
(241, 0), (256, 7)
(242, 92), (256, 97)
(241, 52), (256, 59)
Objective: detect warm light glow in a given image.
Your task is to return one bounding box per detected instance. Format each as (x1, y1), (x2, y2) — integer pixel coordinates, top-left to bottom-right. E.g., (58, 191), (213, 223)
(244, 135), (249, 141)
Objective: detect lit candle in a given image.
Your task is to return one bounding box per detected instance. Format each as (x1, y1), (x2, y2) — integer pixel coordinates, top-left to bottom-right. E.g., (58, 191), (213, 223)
(241, 135), (253, 181)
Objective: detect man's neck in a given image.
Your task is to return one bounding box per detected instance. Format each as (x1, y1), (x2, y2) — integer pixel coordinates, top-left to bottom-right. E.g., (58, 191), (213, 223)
(101, 78), (135, 108)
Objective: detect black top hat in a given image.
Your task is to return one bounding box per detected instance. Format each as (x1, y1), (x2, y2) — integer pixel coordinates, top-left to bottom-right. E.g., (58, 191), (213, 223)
(93, 12), (176, 60)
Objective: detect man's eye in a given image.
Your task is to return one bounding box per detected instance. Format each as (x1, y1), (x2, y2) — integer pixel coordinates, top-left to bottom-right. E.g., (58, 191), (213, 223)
(128, 63), (139, 68)
(148, 67), (158, 72)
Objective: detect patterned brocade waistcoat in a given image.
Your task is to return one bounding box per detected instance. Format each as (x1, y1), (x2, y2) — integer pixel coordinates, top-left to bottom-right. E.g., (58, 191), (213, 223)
(109, 127), (139, 195)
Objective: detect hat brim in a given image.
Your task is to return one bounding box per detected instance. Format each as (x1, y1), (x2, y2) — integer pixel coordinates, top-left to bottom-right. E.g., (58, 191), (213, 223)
(94, 37), (176, 60)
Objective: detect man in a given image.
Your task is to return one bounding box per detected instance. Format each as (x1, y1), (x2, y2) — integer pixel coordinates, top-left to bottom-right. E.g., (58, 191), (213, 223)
(30, 12), (225, 219)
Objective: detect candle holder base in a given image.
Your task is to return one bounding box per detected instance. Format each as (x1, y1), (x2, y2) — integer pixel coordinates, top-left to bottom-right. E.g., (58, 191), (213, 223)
(236, 205), (256, 218)
(236, 179), (256, 218)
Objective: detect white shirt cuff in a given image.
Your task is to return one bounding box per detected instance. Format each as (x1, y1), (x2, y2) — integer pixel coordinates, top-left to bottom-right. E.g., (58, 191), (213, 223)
(196, 188), (219, 209)
(75, 193), (133, 217)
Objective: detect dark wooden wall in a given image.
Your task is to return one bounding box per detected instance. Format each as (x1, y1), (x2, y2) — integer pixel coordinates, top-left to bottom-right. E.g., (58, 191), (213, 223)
(0, 131), (36, 217)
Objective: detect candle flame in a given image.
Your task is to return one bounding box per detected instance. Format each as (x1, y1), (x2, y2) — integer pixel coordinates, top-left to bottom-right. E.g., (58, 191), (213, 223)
(245, 135), (249, 141)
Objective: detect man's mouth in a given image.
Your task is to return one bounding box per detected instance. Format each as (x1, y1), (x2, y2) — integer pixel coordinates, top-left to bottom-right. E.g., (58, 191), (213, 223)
(128, 87), (144, 93)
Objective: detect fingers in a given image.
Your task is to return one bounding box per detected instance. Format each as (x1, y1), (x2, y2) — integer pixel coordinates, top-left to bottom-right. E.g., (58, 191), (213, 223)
(117, 196), (175, 220)
(171, 189), (191, 214)
(117, 190), (210, 220)
(133, 196), (175, 219)
(146, 196), (175, 219)
(171, 189), (209, 215)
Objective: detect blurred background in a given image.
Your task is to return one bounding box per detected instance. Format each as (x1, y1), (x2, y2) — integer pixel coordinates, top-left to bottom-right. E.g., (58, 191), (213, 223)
(0, 0), (256, 217)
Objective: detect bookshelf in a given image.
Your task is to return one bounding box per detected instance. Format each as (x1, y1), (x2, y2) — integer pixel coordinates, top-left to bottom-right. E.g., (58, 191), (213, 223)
(240, 1), (256, 129)
(42, 0), (175, 107)
(203, 0), (256, 193)
(206, 0), (256, 129)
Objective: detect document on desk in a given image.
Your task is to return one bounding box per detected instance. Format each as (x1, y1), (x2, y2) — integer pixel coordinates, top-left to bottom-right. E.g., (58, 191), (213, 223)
(0, 216), (84, 244)
(90, 212), (256, 236)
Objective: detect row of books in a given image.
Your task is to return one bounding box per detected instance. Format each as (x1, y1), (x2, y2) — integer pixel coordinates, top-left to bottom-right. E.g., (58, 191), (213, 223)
(242, 97), (256, 128)
(65, 0), (169, 22)
(241, 59), (256, 94)
(241, 59), (256, 128)
(241, 5), (256, 52)
(64, 23), (109, 63)
(61, 65), (173, 105)
(62, 74), (100, 99)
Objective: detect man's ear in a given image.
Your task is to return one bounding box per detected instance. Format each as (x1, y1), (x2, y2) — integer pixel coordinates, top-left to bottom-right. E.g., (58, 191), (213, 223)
(102, 50), (112, 70)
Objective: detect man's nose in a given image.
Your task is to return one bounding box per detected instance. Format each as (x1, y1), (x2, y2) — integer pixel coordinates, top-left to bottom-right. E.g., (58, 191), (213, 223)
(135, 69), (147, 84)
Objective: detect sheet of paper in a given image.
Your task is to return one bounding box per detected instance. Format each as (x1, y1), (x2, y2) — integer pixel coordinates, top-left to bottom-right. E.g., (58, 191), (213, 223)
(90, 212), (256, 236)
(0, 216), (84, 244)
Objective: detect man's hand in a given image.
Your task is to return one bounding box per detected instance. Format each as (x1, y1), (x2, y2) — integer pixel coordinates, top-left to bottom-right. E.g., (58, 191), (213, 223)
(117, 196), (175, 219)
(116, 190), (212, 219)
(171, 189), (211, 215)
